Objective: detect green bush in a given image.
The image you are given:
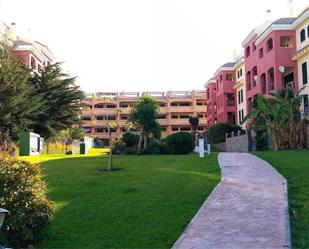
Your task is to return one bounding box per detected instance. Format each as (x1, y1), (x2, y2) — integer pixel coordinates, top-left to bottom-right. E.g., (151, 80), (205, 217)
(208, 123), (242, 144)
(165, 132), (194, 154)
(111, 139), (126, 154)
(0, 153), (53, 248)
(145, 139), (160, 155)
(159, 139), (169, 154)
(124, 147), (138, 155)
(121, 132), (139, 147)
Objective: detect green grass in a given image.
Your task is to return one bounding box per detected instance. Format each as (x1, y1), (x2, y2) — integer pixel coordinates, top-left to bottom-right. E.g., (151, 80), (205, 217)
(23, 154), (220, 249)
(255, 150), (309, 249)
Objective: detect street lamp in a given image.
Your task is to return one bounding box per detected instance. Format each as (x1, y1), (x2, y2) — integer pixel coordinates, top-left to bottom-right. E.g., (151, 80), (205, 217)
(0, 208), (10, 249)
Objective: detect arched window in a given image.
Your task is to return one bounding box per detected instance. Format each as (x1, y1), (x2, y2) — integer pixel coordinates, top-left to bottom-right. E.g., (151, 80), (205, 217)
(246, 46), (250, 58)
(246, 71), (252, 90)
(252, 66), (258, 87)
(260, 73), (267, 94)
(268, 68), (275, 91)
(300, 29), (305, 42)
(266, 38), (273, 51)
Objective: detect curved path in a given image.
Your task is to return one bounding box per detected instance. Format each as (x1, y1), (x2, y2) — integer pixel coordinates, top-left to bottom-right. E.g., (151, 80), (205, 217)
(172, 153), (290, 249)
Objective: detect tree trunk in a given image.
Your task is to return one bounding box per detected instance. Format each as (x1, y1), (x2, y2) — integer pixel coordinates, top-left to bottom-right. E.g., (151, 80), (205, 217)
(108, 148), (113, 171)
(107, 127), (113, 171)
(138, 130), (143, 154)
(143, 134), (148, 150)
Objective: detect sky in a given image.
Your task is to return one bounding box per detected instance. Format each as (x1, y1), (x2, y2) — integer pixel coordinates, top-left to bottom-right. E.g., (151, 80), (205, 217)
(1, 0), (308, 93)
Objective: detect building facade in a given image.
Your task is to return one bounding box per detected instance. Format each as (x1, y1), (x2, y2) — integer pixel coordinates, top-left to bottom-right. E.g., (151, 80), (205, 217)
(233, 57), (246, 127)
(242, 18), (298, 114)
(205, 78), (217, 126)
(0, 22), (54, 71)
(204, 63), (237, 126)
(81, 91), (207, 141)
(292, 8), (309, 115)
(204, 7), (308, 128)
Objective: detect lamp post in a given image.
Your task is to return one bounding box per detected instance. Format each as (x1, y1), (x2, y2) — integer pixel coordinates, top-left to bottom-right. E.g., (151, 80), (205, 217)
(0, 208), (10, 249)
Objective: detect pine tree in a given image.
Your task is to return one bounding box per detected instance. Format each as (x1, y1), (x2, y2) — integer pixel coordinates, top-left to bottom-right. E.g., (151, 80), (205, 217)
(29, 63), (85, 140)
(0, 43), (39, 154)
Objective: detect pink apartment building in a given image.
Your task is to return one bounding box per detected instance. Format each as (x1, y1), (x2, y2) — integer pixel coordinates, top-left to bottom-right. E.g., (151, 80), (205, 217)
(205, 78), (217, 126)
(205, 17), (301, 127)
(205, 63), (237, 126)
(242, 18), (298, 113)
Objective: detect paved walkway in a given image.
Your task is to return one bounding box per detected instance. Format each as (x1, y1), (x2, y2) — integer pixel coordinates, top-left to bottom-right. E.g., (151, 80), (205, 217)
(172, 153), (290, 249)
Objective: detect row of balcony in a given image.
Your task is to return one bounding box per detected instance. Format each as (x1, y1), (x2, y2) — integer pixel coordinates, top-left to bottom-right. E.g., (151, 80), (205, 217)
(82, 105), (207, 115)
(82, 118), (208, 127)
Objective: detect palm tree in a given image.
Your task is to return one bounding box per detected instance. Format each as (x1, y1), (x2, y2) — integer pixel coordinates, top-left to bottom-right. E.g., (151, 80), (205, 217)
(189, 115), (199, 144)
(242, 87), (305, 150)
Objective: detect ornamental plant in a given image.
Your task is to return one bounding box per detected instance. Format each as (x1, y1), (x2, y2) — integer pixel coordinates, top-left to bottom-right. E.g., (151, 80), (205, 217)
(0, 153), (53, 248)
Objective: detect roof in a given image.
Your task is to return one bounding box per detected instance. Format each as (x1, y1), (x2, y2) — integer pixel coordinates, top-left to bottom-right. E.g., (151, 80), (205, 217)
(221, 62), (235, 68)
(272, 17), (297, 25)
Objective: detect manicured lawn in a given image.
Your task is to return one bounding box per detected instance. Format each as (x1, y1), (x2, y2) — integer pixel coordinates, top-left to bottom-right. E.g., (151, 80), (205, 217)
(255, 150), (309, 249)
(22, 154), (220, 249)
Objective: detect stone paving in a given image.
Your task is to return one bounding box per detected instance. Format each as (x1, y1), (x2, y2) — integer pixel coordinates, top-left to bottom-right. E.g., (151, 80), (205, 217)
(172, 152), (290, 249)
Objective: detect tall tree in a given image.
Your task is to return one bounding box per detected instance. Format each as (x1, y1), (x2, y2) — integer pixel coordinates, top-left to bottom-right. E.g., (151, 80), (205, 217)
(189, 115), (199, 144)
(129, 96), (160, 153)
(29, 63), (84, 141)
(0, 43), (41, 154)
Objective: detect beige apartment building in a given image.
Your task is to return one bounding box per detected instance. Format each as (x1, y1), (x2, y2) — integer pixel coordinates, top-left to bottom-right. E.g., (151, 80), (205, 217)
(81, 90), (207, 141)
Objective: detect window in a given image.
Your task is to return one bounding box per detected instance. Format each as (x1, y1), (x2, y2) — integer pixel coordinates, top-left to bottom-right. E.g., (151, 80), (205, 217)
(238, 110), (242, 123)
(304, 95), (308, 115)
(157, 114), (166, 119)
(240, 68), (242, 77)
(302, 62), (308, 85)
(246, 71), (252, 90)
(308, 25), (309, 38)
(180, 115), (189, 119)
(226, 74), (234, 81)
(300, 29), (305, 42)
(280, 36), (293, 47)
(266, 38), (273, 51)
(260, 73), (267, 94)
(252, 66), (258, 87)
(96, 115), (105, 120)
(172, 127), (178, 131)
(268, 68), (275, 91)
(82, 116), (91, 121)
(241, 110), (244, 122)
(180, 127), (191, 131)
(245, 46), (250, 58)
(171, 115), (178, 119)
(259, 48), (263, 58)
(94, 103), (104, 108)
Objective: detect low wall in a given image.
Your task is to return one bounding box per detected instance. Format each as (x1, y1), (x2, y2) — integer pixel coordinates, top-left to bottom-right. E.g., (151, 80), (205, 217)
(225, 130), (249, 152)
(212, 142), (226, 152)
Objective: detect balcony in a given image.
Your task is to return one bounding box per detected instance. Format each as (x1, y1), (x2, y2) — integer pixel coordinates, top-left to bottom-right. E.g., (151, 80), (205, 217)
(194, 105), (207, 112)
(169, 106), (193, 112)
(169, 119), (190, 125)
(158, 119), (168, 126)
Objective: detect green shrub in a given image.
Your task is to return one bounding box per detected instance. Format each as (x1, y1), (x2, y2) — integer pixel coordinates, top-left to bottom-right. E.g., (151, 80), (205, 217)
(121, 132), (139, 147)
(124, 147), (138, 155)
(0, 153), (53, 248)
(145, 139), (160, 155)
(159, 139), (169, 154)
(208, 123), (242, 144)
(165, 132), (194, 154)
(111, 139), (126, 154)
